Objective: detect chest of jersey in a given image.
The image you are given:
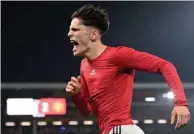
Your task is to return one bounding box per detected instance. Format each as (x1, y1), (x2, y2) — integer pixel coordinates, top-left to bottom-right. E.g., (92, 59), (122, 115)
(82, 62), (118, 97)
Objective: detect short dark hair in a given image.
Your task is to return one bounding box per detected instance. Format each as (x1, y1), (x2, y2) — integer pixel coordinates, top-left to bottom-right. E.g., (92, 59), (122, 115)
(71, 4), (110, 35)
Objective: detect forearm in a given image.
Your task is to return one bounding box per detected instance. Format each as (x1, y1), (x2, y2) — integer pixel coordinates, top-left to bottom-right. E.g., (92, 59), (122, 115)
(159, 61), (188, 106)
(71, 92), (93, 116)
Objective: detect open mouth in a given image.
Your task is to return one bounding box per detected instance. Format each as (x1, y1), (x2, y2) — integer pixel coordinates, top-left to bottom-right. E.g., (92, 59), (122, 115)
(70, 40), (79, 46)
(70, 40), (79, 52)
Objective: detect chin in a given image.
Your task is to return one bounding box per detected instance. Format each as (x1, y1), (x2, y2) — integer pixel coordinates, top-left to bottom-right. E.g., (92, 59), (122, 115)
(73, 51), (84, 57)
(73, 48), (89, 57)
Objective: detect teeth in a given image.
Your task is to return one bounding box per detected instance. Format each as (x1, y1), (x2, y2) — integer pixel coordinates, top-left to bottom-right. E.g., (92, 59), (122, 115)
(70, 40), (78, 46)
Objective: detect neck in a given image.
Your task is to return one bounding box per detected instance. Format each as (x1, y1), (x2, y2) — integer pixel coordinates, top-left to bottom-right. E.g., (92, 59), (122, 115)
(84, 40), (107, 61)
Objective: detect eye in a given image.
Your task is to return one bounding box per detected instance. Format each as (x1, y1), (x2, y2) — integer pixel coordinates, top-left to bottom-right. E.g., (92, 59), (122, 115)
(71, 28), (79, 32)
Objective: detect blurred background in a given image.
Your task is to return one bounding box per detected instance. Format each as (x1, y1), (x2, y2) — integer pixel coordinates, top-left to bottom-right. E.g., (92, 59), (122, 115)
(1, 1), (194, 134)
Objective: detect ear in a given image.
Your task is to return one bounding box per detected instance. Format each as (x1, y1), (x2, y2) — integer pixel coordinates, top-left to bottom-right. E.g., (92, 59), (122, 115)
(90, 30), (99, 42)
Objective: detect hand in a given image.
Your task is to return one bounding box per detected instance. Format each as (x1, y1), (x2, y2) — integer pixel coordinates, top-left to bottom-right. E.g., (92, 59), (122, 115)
(65, 76), (81, 96)
(171, 106), (190, 129)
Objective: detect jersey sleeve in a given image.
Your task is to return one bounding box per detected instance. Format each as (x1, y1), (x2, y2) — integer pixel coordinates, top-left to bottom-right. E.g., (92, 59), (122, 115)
(71, 59), (93, 116)
(113, 46), (188, 106)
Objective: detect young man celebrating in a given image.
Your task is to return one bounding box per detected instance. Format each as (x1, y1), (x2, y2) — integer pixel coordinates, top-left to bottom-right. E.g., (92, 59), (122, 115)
(65, 4), (190, 134)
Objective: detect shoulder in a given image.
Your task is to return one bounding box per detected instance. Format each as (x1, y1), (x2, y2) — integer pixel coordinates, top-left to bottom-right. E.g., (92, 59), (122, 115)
(115, 46), (136, 52)
(108, 45), (136, 54)
(108, 46), (136, 59)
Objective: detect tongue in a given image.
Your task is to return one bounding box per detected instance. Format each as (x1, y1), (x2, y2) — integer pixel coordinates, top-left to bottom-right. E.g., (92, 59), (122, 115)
(73, 46), (77, 51)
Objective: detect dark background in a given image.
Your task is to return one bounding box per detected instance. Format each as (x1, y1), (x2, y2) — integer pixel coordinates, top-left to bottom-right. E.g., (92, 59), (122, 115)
(1, 2), (194, 134)
(2, 1), (194, 83)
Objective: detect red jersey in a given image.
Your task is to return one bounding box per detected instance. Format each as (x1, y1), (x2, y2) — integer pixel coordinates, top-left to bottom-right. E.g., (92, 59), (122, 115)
(72, 46), (187, 134)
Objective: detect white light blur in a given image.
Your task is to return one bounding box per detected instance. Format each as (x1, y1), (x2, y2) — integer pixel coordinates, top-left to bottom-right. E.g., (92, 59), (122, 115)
(145, 97), (156, 102)
(132, 120), (139, 124)
(144, 119), (153, 124)
(68, 121), (78, 125)
(5, 122), (15, 127)
(21, 122), (31, 126)
(163, 91), (174, 99)
(7, 98), (35, 115)
(37, 121), (47, 126)
(52, 121), (62, 126)
(83, 120), (93, 125)
(158, 119), (167, 124)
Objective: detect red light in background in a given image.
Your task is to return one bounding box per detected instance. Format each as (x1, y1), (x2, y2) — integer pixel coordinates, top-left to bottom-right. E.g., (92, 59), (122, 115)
(38, 98), (66, 115)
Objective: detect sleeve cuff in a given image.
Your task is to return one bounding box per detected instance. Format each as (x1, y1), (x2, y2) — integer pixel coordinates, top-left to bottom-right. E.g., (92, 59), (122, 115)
(174, 100), (188, 107)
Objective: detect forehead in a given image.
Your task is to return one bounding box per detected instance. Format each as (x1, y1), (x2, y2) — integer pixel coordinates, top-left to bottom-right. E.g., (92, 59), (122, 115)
(69, 18), (83, 28)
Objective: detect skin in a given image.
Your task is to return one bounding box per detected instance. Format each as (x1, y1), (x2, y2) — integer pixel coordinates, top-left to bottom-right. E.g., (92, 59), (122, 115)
(67, 18), (107, 60)
(66, 17), (190, 130)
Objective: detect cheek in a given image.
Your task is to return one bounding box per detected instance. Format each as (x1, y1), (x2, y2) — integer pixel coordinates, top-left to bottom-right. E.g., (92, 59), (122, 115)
(79, 35), (90, 45)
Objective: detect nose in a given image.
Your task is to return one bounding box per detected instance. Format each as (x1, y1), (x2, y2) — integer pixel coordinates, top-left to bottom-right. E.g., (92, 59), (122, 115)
(67, 30), (73, 38)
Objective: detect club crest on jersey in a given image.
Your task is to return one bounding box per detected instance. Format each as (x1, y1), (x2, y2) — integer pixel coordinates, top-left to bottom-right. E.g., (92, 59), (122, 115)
(90, 69), (96, 75)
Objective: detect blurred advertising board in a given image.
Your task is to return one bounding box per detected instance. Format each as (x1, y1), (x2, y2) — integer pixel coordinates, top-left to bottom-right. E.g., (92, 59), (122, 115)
(6, 98), (66, 117)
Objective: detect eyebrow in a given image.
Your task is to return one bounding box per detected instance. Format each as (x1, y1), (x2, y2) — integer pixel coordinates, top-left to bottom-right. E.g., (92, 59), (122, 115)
(70, 27), (80, 31)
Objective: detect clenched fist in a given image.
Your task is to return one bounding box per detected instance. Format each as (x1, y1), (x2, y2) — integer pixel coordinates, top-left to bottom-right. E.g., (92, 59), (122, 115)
(66, 76), (81, 96)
